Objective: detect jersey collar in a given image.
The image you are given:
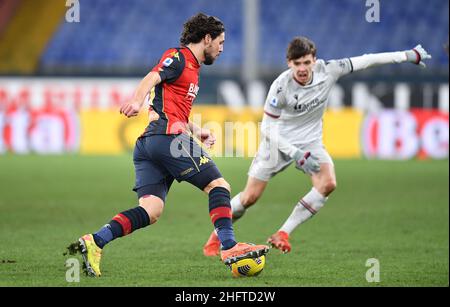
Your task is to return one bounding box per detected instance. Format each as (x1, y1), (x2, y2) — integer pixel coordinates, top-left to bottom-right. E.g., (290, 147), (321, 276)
(183, 46), (201, 68)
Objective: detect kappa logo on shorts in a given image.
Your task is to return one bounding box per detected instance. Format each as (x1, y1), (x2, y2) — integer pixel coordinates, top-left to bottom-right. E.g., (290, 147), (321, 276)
(199, 156), (210, 166)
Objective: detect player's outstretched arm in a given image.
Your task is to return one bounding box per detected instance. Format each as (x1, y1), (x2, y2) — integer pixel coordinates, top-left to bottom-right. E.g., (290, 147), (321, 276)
(350, 44), (432, 72)
(120, 71), (162, 118)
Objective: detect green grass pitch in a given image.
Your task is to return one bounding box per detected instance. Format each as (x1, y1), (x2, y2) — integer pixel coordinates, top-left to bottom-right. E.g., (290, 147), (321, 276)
(0, 155), (448, 286)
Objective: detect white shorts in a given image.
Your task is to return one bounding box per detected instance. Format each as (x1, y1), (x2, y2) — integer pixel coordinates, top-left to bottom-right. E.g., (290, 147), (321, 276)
(248, 139), (334, 182)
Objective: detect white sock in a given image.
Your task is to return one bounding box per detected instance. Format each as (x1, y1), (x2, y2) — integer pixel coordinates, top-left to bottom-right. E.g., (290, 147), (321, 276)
(231, 193), (246, 222)
(280, 188), (328, 235)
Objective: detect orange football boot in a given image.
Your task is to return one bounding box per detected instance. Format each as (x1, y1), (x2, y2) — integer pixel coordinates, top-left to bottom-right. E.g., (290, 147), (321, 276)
(267, 230), (291, 253)
(203, 231), (221, 257)
(220, 242), (269, 265)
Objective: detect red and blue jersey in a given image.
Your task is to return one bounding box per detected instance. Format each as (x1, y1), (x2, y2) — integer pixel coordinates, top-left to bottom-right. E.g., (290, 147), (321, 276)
(143, 47), (200, 135)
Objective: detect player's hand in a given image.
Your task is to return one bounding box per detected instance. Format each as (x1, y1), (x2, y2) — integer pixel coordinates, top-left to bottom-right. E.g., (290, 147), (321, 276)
(405, 45), (432, 68)
(120, 100), (142, 118)
(198, 128), (216, 149)
(293, 150), (320, 175)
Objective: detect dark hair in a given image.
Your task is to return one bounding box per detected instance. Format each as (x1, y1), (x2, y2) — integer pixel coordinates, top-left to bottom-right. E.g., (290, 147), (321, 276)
(286, 37), (317, 60)
(180, 13), (225, 46)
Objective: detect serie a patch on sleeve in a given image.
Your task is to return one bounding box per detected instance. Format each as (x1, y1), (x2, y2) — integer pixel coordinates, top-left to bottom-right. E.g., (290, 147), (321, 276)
(270, 97), (279, 107)
(163, 57), (174, 67)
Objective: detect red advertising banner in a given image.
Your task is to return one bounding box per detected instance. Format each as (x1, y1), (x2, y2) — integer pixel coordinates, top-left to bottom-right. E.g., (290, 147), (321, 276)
(362, 109), (449, 159)
(0, 106), (79, 154)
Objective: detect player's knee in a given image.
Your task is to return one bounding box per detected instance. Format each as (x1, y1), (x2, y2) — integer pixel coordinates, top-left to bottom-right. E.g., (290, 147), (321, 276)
(241, 190), (261, 207)
(321, 180), (337, 196)
(148, 209), (163, 224)
(205, 178), (231, 194)
(139, 195), (164, 224)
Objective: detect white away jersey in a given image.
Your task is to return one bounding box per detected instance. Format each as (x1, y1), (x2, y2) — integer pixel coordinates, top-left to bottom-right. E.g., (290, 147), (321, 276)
(263, 58), (353, 145)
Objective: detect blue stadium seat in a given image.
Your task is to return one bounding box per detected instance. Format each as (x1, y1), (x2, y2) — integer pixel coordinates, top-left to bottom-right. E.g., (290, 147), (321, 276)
(40, 0), (448, 72)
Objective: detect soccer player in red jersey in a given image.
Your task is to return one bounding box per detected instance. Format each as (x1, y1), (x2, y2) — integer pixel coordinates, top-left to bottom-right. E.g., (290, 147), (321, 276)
(67, 13), (268, 277)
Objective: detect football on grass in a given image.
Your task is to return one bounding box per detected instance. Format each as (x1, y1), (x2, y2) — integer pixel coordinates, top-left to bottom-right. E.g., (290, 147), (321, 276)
(229, 255), (265, 277)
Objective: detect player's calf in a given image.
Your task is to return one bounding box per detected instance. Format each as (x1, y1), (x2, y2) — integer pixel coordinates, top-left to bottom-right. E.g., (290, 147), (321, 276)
(239, 190), (261, 208)
(229, 191), (259, 223)
(278, 187), (328, 241)
(203, 189), (262, 257)
(230, 177), (267, 221)
(91, 205), (151, 249)
(208, 185), (236, 250)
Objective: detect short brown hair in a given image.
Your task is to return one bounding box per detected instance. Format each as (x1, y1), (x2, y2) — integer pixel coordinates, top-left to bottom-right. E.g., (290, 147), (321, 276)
(180, 13), (225, 46)
(286, 37), (317, 61)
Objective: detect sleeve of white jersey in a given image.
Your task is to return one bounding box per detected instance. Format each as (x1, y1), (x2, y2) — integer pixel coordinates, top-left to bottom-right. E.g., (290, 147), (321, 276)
(325, 58), (354, 80)
(263, 78), (287, 119)
(326, 51), (409, 79)
(350, 51), (407, 71)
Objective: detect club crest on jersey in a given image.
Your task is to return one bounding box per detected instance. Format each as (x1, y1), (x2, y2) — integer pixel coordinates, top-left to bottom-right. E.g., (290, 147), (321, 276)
(162, 57), (174, 67)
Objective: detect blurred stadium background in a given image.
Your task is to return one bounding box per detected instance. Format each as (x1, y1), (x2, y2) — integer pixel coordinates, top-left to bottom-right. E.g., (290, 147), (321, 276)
(0, 0), (448, 157)
(0, 0), (448, 287)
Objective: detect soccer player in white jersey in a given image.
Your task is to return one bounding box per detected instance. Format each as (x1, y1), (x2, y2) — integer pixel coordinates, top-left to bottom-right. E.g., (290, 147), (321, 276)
(203, 37), (432, 255)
